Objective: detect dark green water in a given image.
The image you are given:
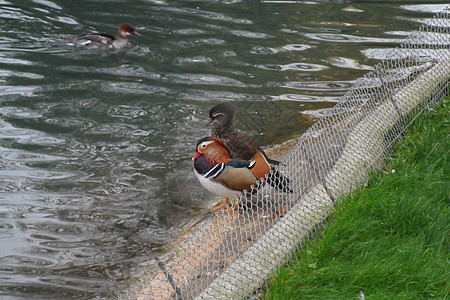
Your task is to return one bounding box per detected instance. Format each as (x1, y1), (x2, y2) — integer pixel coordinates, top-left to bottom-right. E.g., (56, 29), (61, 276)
(0, 0), (446, 298)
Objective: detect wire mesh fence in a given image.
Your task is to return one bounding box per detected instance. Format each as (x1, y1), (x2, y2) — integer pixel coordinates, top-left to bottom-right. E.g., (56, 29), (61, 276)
(119, 7), (449, 300)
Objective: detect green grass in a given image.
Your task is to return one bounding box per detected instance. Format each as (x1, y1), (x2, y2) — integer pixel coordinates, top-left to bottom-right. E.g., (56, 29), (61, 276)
(265, 98), (449, 300)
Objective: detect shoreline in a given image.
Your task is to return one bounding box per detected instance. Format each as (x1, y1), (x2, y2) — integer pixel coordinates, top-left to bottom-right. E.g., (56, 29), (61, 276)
(121, 134), (301, 297)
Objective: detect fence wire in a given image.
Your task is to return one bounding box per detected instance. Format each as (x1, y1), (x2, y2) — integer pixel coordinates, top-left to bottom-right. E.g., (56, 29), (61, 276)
(119, 8), (449, 300)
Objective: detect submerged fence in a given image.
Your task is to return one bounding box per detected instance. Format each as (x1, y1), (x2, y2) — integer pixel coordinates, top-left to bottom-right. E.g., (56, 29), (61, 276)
(120, 8), (449, 299)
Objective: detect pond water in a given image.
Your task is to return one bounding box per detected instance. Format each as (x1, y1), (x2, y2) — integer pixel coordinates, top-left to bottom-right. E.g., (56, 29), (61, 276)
(0, 0), (446, 298)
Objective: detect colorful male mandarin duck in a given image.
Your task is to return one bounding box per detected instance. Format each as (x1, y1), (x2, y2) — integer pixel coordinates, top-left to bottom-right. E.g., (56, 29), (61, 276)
(193, 137), (271, 212)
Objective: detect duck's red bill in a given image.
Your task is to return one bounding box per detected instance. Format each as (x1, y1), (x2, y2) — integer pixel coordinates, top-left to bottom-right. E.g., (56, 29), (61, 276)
(192, 152), (202, 160)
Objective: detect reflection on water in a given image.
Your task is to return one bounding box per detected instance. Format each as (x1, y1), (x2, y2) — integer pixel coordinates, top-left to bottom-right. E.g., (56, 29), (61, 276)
(304, 33), (406, 43)
(400, 4), (449, 12)
(0, 0), (446, 298)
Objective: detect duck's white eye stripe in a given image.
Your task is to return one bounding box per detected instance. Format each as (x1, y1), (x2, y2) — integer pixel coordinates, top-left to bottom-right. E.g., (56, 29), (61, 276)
(198, 140), (214, 151)
(204, 163), (224, 179)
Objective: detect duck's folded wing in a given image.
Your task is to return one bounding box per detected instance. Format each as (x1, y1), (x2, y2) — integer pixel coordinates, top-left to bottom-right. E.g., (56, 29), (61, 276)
(214, 163), (257, 192)
(226, 133), (261, 161)
(71, 32), (115, 46)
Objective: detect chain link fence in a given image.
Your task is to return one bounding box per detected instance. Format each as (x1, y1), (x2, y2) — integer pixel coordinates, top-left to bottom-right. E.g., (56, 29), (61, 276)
(119, 7), (449, 299)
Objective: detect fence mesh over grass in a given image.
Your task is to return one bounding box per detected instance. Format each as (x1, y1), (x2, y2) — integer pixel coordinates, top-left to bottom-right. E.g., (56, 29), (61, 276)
(119, 8), (449, 300)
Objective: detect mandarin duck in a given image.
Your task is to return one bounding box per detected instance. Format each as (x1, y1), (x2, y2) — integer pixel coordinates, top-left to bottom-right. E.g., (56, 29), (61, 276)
(68, 22), (141, 50)
(208, 102), (292, 194)
(193, 137), (271, 212)
(208, 102), (272, 162)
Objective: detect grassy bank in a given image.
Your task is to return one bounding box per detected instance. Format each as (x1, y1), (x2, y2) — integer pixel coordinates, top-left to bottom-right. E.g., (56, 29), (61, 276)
(264, 98), (449, 299)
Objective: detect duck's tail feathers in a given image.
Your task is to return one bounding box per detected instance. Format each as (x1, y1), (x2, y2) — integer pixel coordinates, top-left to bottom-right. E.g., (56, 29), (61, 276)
(266, 157), (281, 165)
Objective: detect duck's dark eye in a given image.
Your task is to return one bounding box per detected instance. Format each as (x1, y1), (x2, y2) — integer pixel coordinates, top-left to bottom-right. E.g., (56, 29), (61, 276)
(201, 143), (207, 148)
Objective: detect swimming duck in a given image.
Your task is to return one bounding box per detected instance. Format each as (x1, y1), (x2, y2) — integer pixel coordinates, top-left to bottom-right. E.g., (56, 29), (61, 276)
(68, 22), (140, 50)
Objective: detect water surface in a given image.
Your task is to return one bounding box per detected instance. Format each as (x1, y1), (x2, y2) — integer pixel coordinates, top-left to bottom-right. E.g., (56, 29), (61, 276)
(0, 0), (446, 298)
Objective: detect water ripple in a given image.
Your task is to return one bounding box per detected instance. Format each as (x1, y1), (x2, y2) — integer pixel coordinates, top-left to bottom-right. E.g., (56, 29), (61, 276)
(251, 46), (278, 55)
(277, 80), (354, 91)
(100, 82), (173, 95)
(230, 30), (273, 39)
(49, 16), (79, 25)
(257, 63), (328, 72)
(0, 107), (43, 119)
(0, 170), (77, 180)
(0, 255), (54, 267)
(32, 0), (62, 10)
(0, 69), (44, 80)
(197, 38), (225, 45)
(107, 105), (149, 119)
(272, 94), (340, 102)
(0, 6), (34, 21)
(161, 73), (248, 87)
(174, 28), (208, 35)
(305, 33), (405, 44)
(153, 6), (253, 24)
(399, 4), (449, 13)
(173, 56), (212, 65)
(0, 147), (67, 162)
(281, 44), (311, 51)
(328, 57), (373, 70)
(0, 120), (66, 146)
(0, 53), (34, 65)
(0, 85), (40, 97)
